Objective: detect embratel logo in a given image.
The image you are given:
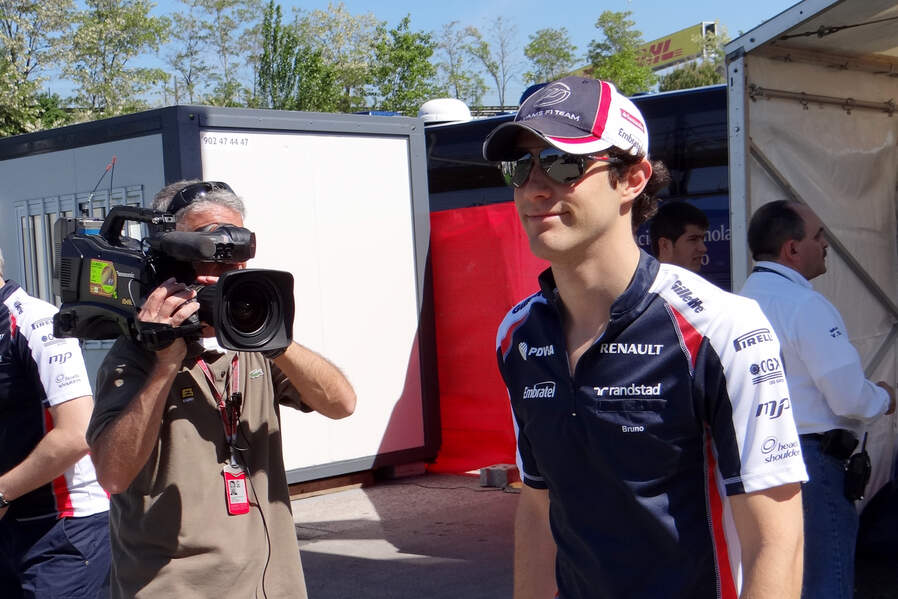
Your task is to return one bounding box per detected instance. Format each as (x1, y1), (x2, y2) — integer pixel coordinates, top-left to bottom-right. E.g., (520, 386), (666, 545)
(532, 83), (571, 108)
(518, 342), (555, 360)
(670, 280), (704, 313)
(756, 397), (791, 420)
(733, 328), (774, 352)
(620, 108), (645, 132)
(14, 301), (23, 314)
(829, 326), (842, 338)
(523, 381), (556, 400)
(749, 357), (784, 385)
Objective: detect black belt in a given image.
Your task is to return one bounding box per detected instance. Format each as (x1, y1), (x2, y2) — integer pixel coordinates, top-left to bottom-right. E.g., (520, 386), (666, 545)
(800, 429), (858, 460)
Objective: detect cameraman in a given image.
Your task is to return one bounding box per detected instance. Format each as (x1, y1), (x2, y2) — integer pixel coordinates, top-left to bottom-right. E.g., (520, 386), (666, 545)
(86, 181), (356, 598)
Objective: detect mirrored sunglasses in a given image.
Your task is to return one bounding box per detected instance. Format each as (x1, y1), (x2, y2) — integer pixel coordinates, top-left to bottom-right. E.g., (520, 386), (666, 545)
(500, 148), (622, 188)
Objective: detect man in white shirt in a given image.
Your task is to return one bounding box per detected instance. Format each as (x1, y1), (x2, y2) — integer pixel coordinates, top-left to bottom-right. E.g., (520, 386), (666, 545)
(740, 199), (895, 599)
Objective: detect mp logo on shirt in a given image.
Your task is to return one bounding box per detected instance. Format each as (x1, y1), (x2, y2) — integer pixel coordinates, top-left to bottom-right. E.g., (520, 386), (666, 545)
(48, 351), (73, 364)
(733, 328), (774, 352)
(518, 342), (555, 360)
(756, 397), (791, 420)
(523, 381), (556, 400)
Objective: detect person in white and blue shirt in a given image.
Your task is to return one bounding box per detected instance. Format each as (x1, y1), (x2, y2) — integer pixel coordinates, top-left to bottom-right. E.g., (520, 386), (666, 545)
(740, 199), (895, 599)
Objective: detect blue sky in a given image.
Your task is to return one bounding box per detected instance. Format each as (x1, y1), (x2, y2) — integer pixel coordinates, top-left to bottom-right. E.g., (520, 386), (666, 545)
(141, 0), (796, 106)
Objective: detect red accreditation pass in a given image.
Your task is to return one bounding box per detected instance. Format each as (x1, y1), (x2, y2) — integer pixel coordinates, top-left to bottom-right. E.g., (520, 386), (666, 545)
(223, 464), (250, 515)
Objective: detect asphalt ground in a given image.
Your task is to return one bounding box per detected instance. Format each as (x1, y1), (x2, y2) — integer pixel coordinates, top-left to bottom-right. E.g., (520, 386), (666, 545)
(292, 473), (516, 599)
(291, 472), (898, 599)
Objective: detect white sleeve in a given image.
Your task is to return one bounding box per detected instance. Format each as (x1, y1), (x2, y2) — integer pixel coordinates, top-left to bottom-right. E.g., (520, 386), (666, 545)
(793, 296), (888, 422)
(22, 303), (93, 406)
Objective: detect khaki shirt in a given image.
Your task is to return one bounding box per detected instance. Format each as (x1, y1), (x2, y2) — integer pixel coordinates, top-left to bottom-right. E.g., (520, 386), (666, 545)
(88, 338), (308, 598)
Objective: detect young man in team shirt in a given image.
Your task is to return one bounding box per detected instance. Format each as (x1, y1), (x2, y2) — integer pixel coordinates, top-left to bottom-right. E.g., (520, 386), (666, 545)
(0, 249), (110, 597)
(485, 76), (808, 599)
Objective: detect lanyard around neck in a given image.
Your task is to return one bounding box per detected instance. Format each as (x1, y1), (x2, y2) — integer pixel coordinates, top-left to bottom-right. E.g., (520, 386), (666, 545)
(752, 265), (793, 282)
(196, 354), (242, 465)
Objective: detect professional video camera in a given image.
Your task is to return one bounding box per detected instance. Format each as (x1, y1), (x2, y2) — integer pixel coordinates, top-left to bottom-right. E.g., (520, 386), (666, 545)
(52, 205), (294, 352)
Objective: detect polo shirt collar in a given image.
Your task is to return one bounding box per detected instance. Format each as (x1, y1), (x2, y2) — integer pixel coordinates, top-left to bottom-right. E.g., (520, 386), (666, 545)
(537, 250), (660, 318)
(754, 261), (812, 289)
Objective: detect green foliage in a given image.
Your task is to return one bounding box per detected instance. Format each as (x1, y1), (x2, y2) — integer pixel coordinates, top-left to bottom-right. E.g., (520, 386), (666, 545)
(63, 0), (170, 117)
(369, 15), (437, 114)
(465, 17), (518, 107)
(294, 2), (381, 113)
(523, 27), (577, 84)
(433, 21), (486, 105)
(254, 0), (338, 112)
(163, 3), (210, 103)
(658, 28), (729, 92)
(189, 0), (261, 107)
(587, 10), (655, 96)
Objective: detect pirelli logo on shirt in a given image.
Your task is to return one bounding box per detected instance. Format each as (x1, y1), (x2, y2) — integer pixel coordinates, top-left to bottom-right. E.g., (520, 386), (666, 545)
(733, 328), (774, 352)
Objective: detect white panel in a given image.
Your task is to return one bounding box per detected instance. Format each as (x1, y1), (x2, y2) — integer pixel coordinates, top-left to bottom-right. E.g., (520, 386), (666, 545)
(199, 129), (424, 471)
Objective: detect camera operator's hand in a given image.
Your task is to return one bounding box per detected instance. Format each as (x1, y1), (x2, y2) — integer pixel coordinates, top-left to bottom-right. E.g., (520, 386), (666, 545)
(138, 278), (199, 359)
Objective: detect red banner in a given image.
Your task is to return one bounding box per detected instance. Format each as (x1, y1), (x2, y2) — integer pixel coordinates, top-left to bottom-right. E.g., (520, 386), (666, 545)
(428, 203), (549, 473)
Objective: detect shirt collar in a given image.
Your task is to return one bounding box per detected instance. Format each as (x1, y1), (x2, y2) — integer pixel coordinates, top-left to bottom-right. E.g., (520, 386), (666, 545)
(754, 261), (812, 289)
(537, 250), (660, 317)
(0, 279), (21, 303)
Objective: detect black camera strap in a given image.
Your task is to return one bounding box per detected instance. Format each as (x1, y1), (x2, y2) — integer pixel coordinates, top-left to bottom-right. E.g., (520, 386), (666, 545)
(197, 353), (243, 467)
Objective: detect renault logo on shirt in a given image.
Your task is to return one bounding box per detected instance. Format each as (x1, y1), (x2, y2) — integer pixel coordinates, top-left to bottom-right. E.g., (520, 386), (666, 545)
(598, 343), (663, 355)
(518, 342), (555, 360)
(523, 381), (556, 399)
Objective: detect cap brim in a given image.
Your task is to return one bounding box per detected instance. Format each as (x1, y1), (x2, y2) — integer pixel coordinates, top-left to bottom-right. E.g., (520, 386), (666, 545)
(483, 120), (613, 161)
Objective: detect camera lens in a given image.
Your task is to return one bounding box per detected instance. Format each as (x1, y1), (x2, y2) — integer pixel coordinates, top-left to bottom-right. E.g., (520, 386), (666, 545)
(226, 283), (268, 335)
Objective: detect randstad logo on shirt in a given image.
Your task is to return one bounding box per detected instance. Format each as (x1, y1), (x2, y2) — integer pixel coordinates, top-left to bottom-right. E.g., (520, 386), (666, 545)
(733, 328), (773, 352)
(518, 342), (555, 360)
(594, 383), (661, 397)
(523, 381), (556, 399)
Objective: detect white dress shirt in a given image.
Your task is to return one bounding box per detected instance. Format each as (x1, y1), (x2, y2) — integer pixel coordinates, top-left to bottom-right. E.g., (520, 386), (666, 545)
(740, 261), (889, 435)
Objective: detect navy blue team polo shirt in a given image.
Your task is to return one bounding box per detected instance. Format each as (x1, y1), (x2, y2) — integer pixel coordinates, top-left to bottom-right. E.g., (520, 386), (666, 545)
(496, 252), (807, 599)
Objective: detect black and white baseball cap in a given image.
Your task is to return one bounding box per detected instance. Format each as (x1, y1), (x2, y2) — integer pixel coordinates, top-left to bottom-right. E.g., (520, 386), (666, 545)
(483, 76), (649, 161)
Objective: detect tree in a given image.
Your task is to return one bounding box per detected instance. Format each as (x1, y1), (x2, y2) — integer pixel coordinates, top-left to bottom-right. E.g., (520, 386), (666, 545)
(294, 2), (380, 112)
(369, 15), (437, 114)
(254, 0), (338, 112)
(433, 20), (485, 106)
(0, 0), (74, 133)
(465, 17), (518, 108)
(190, 0), (261, 106)
(523, 27), (577, 84)
(658, 28), (729, 92)
(587, 10), (655, 96)
(0, 0), (74, 82)
(62, 0), (169, 117)
(163, 1), (211, 103)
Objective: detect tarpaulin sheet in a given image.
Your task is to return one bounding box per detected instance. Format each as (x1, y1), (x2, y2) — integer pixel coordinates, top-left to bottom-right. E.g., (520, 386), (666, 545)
(428, 203), (548, 473)
(746, 54), (898, 507)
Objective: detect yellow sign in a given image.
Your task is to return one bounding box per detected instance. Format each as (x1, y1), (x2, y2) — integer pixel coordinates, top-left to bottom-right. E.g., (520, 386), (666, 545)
(637, 23), (713, 70)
